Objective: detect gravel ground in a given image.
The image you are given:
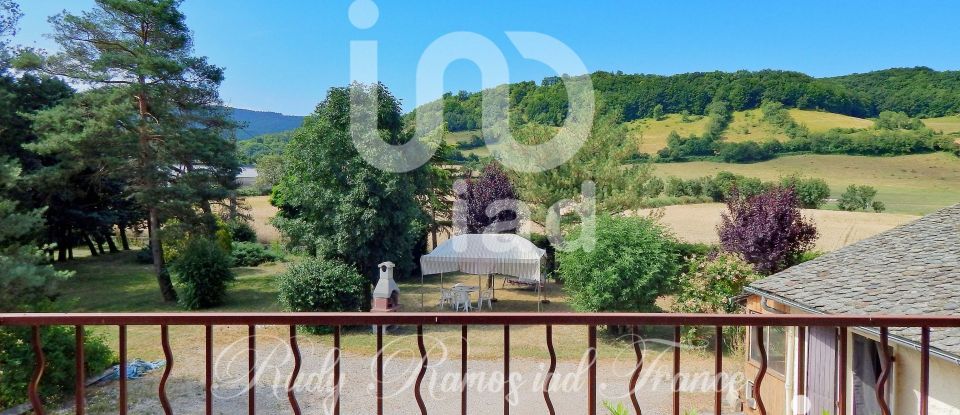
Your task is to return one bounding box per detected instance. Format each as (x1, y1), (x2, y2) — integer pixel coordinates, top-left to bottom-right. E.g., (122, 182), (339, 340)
(54, 330), (745, 415)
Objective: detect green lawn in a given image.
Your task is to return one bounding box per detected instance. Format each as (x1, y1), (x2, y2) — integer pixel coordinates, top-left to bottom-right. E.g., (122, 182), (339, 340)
(654, 152), (960, 215)
(51, 251), (725, 363)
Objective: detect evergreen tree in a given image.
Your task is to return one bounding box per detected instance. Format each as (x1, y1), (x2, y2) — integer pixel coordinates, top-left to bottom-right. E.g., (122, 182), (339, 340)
(18, 0), (236, 301)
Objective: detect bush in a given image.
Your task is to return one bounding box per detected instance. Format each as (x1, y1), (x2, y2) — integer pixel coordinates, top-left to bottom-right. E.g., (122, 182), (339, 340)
(171, 238), (235, 310)
(278, 257), (367, 333)
(0, 326), (113, 407)
(781, 176), (830, 209)
(231, 241), (279, 267)
(642, 176), (664, 197)
(871, 200), (887, 213)
(718, 187), (818, 274)
(135, 245), (153, 264)
(558, 215), (679, 312)
(673, 253), (759, 315)
(226, 220), (257, 243)
(837, 185), (878, 211)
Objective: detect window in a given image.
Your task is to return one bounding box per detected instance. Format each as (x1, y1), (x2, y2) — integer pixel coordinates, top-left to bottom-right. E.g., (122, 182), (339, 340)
(749, 325), (787, 376)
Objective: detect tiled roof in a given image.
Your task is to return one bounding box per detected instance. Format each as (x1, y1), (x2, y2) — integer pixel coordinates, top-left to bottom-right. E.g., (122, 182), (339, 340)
(747, 204), (960, 357)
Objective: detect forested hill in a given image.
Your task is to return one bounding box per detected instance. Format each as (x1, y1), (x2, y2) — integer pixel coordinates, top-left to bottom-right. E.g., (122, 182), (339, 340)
(422, 67), (960, 132)
(228, 107), (304, 139)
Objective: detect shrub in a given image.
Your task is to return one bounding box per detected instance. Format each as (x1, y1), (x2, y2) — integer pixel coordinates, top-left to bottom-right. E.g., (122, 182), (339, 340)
(231, 241), (279, 267)
(453, 162), (517, 233)
(718, 187), (818, 274)
(673, 253), (759, 315)
(837, 185), (878, 211)
(872, 200), (887, 213)
(226, 220), (257, 243)
(135, 245), (153, 264)
(780, 176), (830, 209)
(0, 326), (113, 407)
(673, 253), (759, 346)
(278, 257), (367, 333)
(171, 238), (235, 310)
(558, 215), (679, 312)
(642, 176), (664, 197)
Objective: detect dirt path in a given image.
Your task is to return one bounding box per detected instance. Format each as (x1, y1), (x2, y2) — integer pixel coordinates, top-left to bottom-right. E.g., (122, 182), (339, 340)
(57, 330), (745, 414)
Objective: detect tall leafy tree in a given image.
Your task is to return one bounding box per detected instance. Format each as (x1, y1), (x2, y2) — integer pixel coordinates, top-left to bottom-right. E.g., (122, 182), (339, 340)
(272, 83), (429, 282)
(18, 0), (235, 301)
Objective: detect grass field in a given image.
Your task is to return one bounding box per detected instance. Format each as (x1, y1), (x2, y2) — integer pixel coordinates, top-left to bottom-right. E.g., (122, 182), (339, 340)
(654, 152), (960, 215)
(722, 109), (787, 142)
(626, 113), (710, 154)
(243, 195), (280, 243)
(788, 109), (873, 132)
(629, 203), (918, 252)
(922, 115), (960, 138)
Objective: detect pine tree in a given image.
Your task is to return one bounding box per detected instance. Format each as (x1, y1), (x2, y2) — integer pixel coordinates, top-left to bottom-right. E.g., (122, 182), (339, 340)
(18, 0), (235, 301)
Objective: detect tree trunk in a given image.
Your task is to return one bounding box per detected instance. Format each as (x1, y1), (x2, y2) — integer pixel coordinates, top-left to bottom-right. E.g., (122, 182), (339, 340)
(149, 208), (177, 302)
(83, 234), (99, 256)
(118, 223), (131, 250)
(105, 233), (119, 253)
(229, 193), (238, 220)
(57, 240), (67, 262)
(94, 233), (106, 255)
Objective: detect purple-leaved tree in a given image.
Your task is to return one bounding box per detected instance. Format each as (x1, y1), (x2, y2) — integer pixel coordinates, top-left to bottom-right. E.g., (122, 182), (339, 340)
(454, 162), (518, 234)
(718, 187), (818, 274)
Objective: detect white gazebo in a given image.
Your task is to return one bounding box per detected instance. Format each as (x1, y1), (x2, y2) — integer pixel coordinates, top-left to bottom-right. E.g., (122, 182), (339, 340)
(419, 233), (547, 309)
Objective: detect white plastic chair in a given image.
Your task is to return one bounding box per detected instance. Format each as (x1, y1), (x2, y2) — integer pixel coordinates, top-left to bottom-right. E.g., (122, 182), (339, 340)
(454, 289), (472, 312)
(438, 288), (454, 309)
(477, 289), (493, 311)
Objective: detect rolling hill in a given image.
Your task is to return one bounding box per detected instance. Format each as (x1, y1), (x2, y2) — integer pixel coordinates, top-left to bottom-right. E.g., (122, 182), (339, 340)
(228, 107), (304, 140)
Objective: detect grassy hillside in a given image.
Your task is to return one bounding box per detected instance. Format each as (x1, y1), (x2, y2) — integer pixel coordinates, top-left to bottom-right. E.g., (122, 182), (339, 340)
(627, 114), (711, 154)
(655, 153), (960, 215)
(788, 109), (873, 132)
(922, 115), (960, 135)
(229, 107), (304, 140)
(628, 109), (875, 154)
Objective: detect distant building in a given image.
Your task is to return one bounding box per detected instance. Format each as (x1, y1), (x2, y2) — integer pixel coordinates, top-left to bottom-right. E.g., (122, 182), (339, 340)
(237, 166), (258, 187)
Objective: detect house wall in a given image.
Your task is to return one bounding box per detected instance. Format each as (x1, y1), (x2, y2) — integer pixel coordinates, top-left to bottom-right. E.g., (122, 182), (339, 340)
(743, 295), (791, 415)
(744, 294), (960, 415)
(890, 344), (960, 415)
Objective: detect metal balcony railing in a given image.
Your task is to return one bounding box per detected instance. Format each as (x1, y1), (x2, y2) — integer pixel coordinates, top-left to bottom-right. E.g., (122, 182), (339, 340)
(1, 312), (957, 415)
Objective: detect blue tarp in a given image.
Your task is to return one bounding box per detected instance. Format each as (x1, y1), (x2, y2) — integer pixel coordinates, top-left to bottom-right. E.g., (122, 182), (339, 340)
(103, 359), (166, 381)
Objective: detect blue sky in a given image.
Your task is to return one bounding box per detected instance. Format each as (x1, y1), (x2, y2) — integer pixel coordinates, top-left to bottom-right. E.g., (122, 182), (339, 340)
(13, 1), (960, 116)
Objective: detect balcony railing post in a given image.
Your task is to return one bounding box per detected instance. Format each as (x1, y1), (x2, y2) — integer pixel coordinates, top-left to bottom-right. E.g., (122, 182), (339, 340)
(247, 324), (255, 415)
(75, 325), (85, 415)
(753, 326), (767, 415)
(504, 324), (510, 415)
(119, 325), (127, 415)
(673, 326), (680, 415)
(797, 326), (806, 399)
(714, 325), (722, 415)
(920, 327), (930, 415)
(205, 325), (212, 415)
(544, 325), (556, 415)
(588, 325), (597, 415)
(838, 327), (847, 415)
(287, 325), (302, 415)
(159, 325), (173, 415)
(29, 325), (45, 415)
(376, 325), (383, 415)
(334, 325), (341, 415)
(461, 325), (468, 415)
